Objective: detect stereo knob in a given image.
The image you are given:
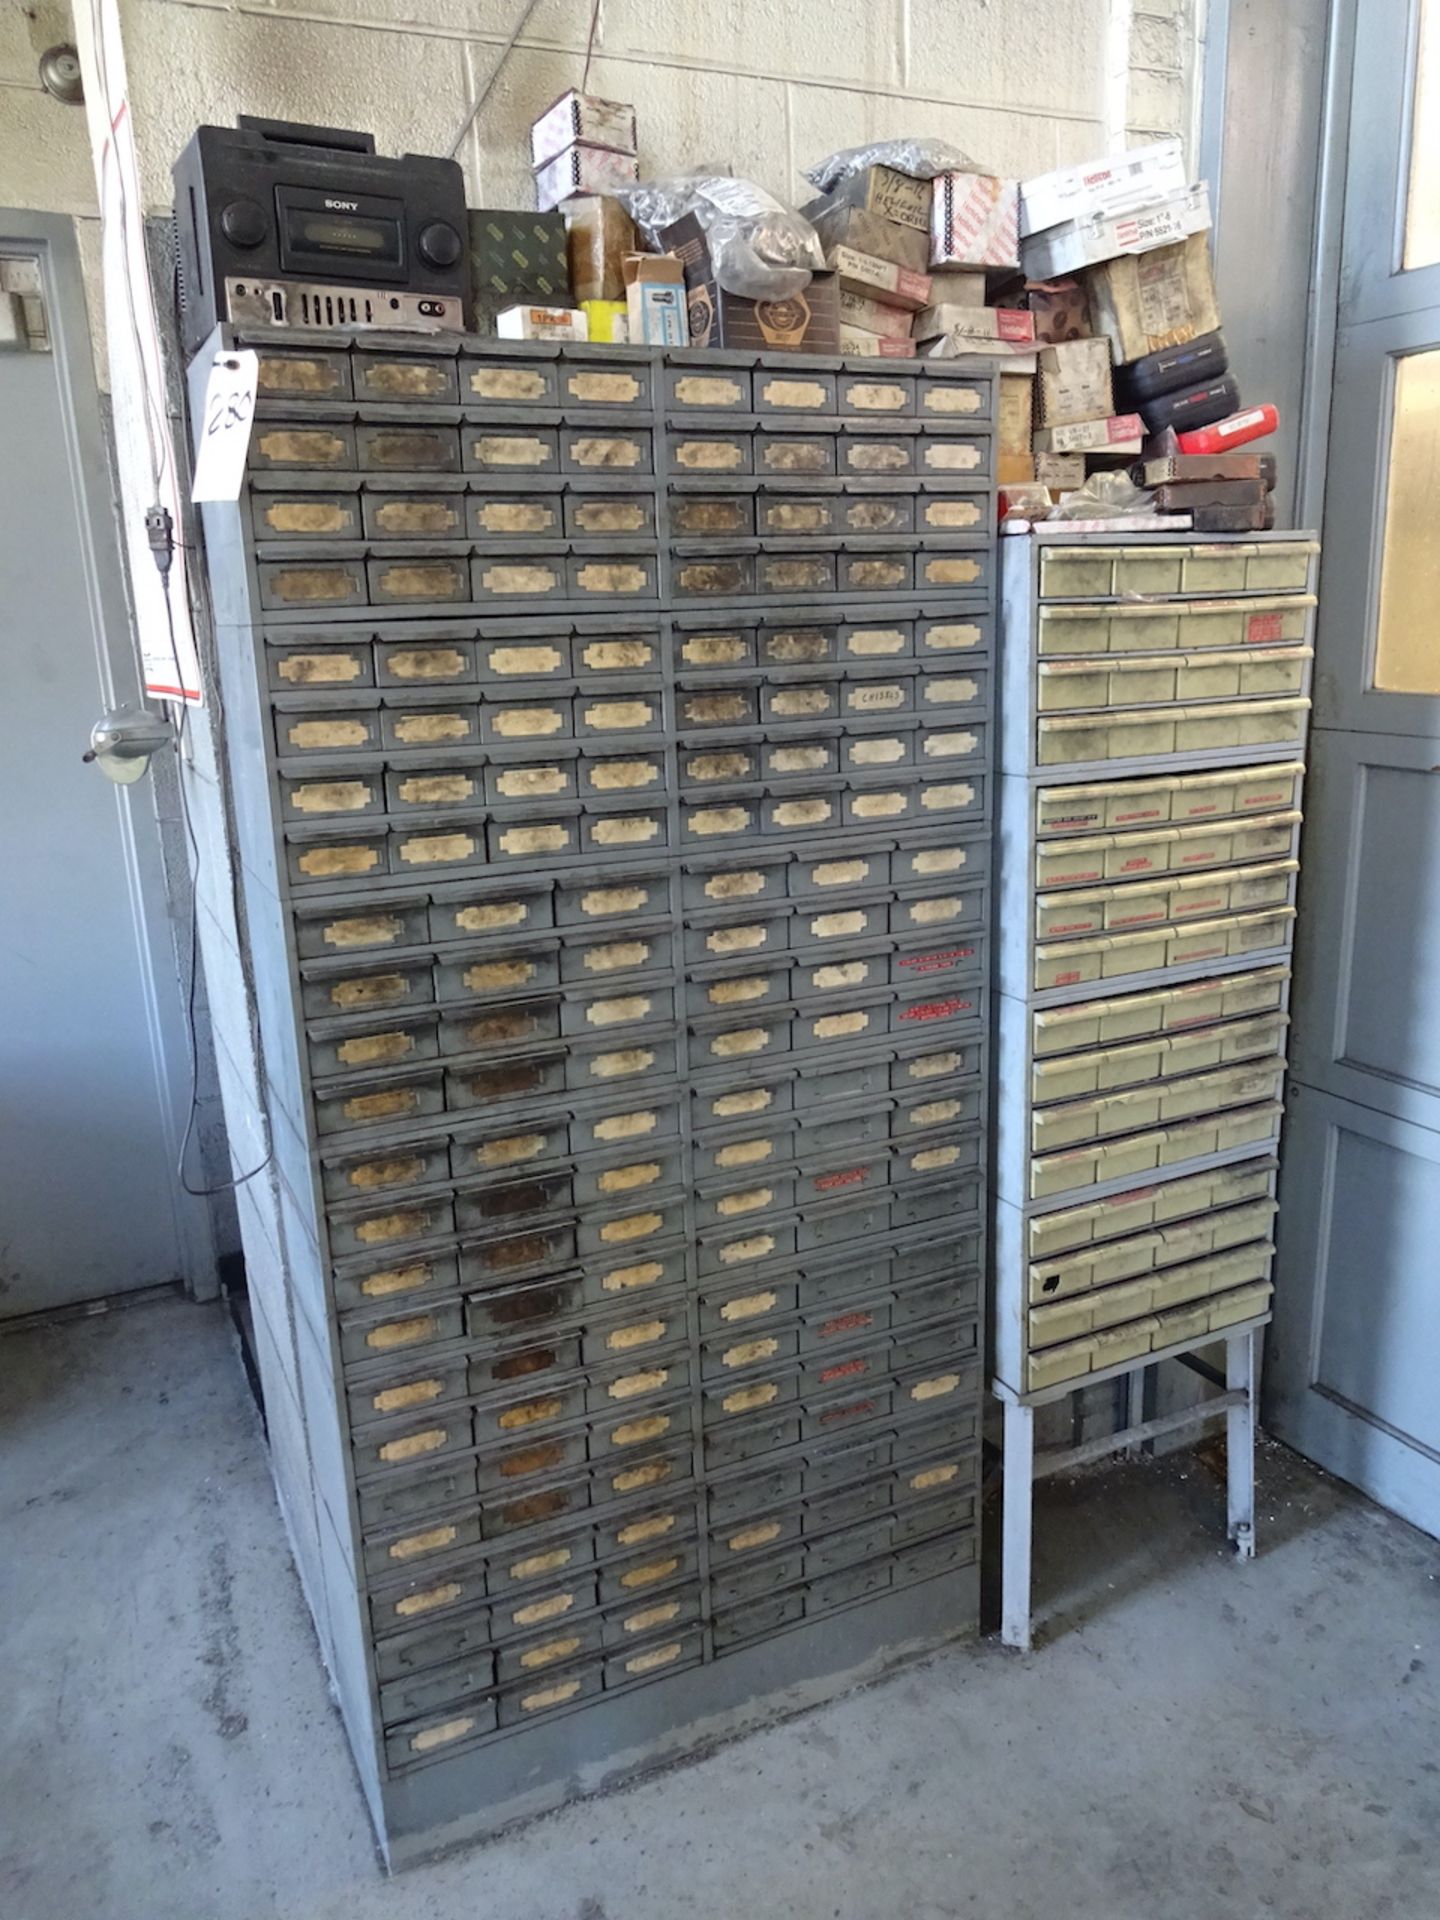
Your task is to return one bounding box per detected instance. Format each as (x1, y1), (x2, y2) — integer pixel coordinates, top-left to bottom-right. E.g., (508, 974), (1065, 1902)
(219, 198), (266, 249)
(417, 220), (462, 270)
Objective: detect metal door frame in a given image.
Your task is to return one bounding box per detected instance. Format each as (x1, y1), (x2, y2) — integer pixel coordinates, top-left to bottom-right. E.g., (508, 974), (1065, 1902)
(1, 208), (218, 1302)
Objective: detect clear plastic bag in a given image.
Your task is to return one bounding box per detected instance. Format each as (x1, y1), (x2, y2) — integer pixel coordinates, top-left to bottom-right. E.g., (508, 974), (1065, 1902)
(803, 138), (984, 194)
(1048, 472), (1156, 520)
(616, 174), (823, 300)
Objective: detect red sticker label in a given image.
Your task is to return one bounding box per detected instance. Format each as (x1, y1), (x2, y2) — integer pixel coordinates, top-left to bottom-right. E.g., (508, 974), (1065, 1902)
(820, 1398), (876, 1425)
(1246, 612), (1283, 643)
(814, 1166), (868, 1192)
(900, 997), (971, 1021)
(819, 1357), (871, 1386)
(820, 1311), (875, 1340)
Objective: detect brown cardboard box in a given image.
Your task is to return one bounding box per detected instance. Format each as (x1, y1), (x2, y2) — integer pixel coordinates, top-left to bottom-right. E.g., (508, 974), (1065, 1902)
(1037, 337), (1114, 426)
(1026, 278), (1089, 343)
(804, 199), (930, 271)
(1083, 234), (1220, 362)
(998, 373), (1035, 455)
(837, 324), (916, 357)
(1035, 452), (1085, 488)
(822, 164), (931, 233)
(1033, 412), (1144, 454)
(828, 245), (931, 310)
(914, 304), (1034, 345)
(928, 267), (986, 307)
(837, 287), (913, 341)
(717, 274), (840, 351)
(997, 452), (1037, 484)
(565, 196), (635, 303)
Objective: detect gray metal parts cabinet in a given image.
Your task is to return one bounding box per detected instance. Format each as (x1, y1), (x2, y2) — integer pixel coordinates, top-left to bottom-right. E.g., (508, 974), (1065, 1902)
(992, 527), (1318, 1650)
(187, 329), (996, 1862)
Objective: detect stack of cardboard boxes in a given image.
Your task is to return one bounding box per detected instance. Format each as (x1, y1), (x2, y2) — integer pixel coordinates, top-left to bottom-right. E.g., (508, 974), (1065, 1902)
(996, 139), (1276, 525)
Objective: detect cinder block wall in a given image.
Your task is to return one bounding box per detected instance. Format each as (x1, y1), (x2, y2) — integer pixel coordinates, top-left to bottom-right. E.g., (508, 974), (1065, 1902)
(113, 0), (1202, 213)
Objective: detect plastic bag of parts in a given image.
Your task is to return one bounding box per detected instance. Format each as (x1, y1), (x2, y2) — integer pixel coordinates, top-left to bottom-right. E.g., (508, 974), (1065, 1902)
(1048, 471), (1157, 520)
(617, 173), (824, 300)
(1001, 485), (1056, 523)
(803, 137), (984, 194)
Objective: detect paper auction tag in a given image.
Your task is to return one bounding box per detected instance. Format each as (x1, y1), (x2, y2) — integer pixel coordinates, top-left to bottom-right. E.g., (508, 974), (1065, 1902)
(190, 349), (258, 502)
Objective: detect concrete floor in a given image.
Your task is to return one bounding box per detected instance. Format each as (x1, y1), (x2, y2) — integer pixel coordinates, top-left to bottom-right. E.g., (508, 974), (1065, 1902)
(2, 1295), (1437, 1920)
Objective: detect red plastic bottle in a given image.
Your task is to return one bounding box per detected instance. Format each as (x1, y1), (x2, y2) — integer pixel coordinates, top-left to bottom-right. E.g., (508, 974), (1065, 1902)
(1175, 403), (1279, 454)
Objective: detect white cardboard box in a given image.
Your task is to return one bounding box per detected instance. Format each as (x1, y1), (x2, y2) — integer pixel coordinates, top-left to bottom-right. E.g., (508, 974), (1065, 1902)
(1021, 184), (1212, 280)
(929, 172), (1020, 268)
(837, 324), (917, 358)
(534, 143), (640, 214)
(496, 304), (589, 341)
(828, 245), (932, 311)
(530, 90), (637, 169)
(914, 304), (1034, 345)
(1019, 139), (1187, 238)
(837, 287), (914, 340)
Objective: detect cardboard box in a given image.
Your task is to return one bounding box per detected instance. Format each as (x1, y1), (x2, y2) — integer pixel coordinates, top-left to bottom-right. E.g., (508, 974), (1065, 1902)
(914, 303), (1033, 345)
(535, 143), (640, 214)
(1084, 233), (1221, 362)
(1026, 278), (1089, 343)
(998, 372), (1035, 455)
(837, 324), (916, 358)
(1038, 337), (1115, 427)
(929, 172), (1020, 268)
(1140, 452), (1275, 486)
(1035, 452), (1086, 488)
(531, 90), (637, 168)
(998, 452), (1037, 485)
(803, 198), (930, 271)
(467, 210), (569, 329)
(837, 287), (913, 341)
(622, 254), (688, 345)
(661, 218), (841, 350)
(829, 245), (931, 311)
(1033, 413), (1144, 454)
(821, 164), (931, 233)
(496, 304), (588, 341)
(1021, 184), (1212, 279)
(927, 267), (986, 307)
(922, 337), (1038, 364)
(565, 195), (635, 303)
(1019, 139), (1187, 238)
(1151, 477), (1267, 510)
(718, 274), (840, 352)
(580, 298), (628, 343)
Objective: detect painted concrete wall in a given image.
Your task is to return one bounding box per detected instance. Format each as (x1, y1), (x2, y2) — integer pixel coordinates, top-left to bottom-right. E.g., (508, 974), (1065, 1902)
(116, 0), (1201, 212)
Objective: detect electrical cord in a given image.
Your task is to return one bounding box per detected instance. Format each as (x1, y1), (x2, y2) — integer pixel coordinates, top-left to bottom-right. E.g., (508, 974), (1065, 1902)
(149, 508), (274, 1199)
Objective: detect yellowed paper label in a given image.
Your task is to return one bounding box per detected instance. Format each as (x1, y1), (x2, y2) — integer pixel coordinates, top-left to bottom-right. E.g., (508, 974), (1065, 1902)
(582, 885), (647, 915)
(591, 814), (661, 847)
(364, 1312), (436, 1350)
(720, 1290), (776, 1321)
(601, 1210), (663, 1244)
(909, 1050), (960, 1079)
(386, 647), (466, 681)
(717, 1186), (772, 1217)
(602, 1259), (665, 1293)
(372, 1376), (444, 1412)
(514, 1591), (575, 1627)
(924, 442), (982, 471)
(708, 976), (769, 1007)
(295, 844), (378, 879)
(846, 442), (908, 472)
(690, 806), (750, 838)
(483, 562), (559, 595)
(772, 688), (831, 719)
(852, 791), (906, 820)
(497, 1396), (564, 1431)
(775, 798), (832, 828)
(388, 1523), (456, 1562)
(606, 1318), (667, 1352)
(520, 1678), (583, 1713)
(469, 366), (548, 401)
(256, 429), (344, 466)
(598, 1162), (661, 1197)
(715, 1088), (772, 1117)
(290, 780), (372, 816)
(571, 435), (642, 469)
(710, 1026), (770, 1058)
(454, 900), (527, 933)
(925, 557), (982, 587)
(397, 832), (477, 865)
(912, 847), (965, 874)
(910, 1372), (961, 1401)
(474, 435), (550, 466)
(519, 1635), (581, 1671)
(395, 1581), (462, 1618)
(399, 773), (474, 807)
(608, 1367), (669, 1402)
(728, 1520), (781, 1551)
(578, 563), (648, 594)
(584, 939), (649, 972)
(474, 499), (551, 534)
(911, 1462), (961, 1491)
(924, 384), (982, 415)
(257, 356), (340, 395)
(329, 974), (408, 1011)
(593, 1109), (657, 1142)
(676, 439), (743, 470)
(611, 1413), (672, 1446)
(620, 1556), (680, 1591)
(719, 1233), (776, 1266)
(811, 858), (867, 887)
(462, 958), (535, 993)
(376, 498), (461, 534)
(846, 380), (907, 411)
(498, 825), (568, 856)
(495, 766), (568, 799)
(265, 499), (352, 536)
(722, 1381), (779, 1412)
(816, 1011), (869, 1039)
(722, 1337), (779, 1369)
(378, 1426), (447, 1463)
(276, 652), (362, 685)
(924, 499), (982, 529)
(336, 1031), (415, 1067)
(343, 1088), (419, 1123)
(393, 712), (471, 745)
(921, 782), (974, 812)
(354, 1208), (429, 1246)
(715, 1139), (774, 1170)
(508, 1547), (571, 1580)
(847, 626), (907, 656)
(586, 699), (653, 731)
(288, 718), (369, 751)
(588, 1047), (655, 1079)
(490, 643), (563, 676)
(360, 1262), (430, 1299)
(474, 1132), (546, 1168)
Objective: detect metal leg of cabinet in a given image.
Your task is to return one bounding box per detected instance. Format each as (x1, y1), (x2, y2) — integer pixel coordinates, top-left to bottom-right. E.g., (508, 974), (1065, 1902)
(994, 1317), (1265, 1650)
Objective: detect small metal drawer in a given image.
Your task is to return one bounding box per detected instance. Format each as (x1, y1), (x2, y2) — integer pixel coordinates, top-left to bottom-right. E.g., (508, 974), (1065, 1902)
(465, 1271), (584, 1339)
(356, 1458), (476, 1533)
(573, 631), (662, 676)
(469, 1332), (583, 1400)
(369, 556), (470, 606)
(788, 847), (891, 896)
(755, 493), (839, 537)
(565, 492), (658, 539)
(837, 432), (914, 478)
(455, 1169), (573, 1233)
(703, 1407), (801, 1471)
(353, 1406), (474, 1477)
(267, 640), (374, 690)
(712, 1589), (805, 1650)
(374, 637), (477, 687)
(481, 696), (575, 747)
(495, 1614), (603, 1685)
(560, 925), (674, 981)
(472, 1379), (586, 1447)
(757, 550), (838, 597)
(916, 371), (991, 421)
(357, 424), (462, 474)
(678, 684), (759, 730)
(254, 347), (351, 400)
(294, 898), (430, 960)
(460, 355), (559, 407)
(916, 428), (990, 478)
(763, 679), (839, 725)
(554, 869), (671, 926)
(303, 961), (436, 1028)
(916, 488), (988, 535)
(464, 427), (561, 474)
(559, 359), (652, 410)
(280, 771), (383, 823)
(389, 823), (487, 875)
(380, 702), (480, 750)
(756, 429), (837, 476)
(570, 551), (661, 603)
(575, 690), (663, 737)
(339, 1295), (465, 1366)
(254, 491), (362, 541)
(564, 1033), (680, 1095)
(467, 490), (562, 540)
(353, 350), (459, 404)
(375, 1615), (492, 1703)
(429, 883), (555, 944)
(328, 1194), (454, 1261)
(471, 550), (567, 604)
(674, 625), (757, 670)
(682, 742), (760, 790)
(562, 428), (653, 476)
(666, 363), (753, 411)
(308, 1007), (439, 1077)
(682, 856), (788, 910)
(384, 1696), (498, 1770)
(496, 1661), (603, 1728)
(671, 494), (755, 538)
(808, 1557), (892, 1611)
(461, 1219), (578, 1289)
(333, 1248), (461, 1315)
(839, 548), (914, 595)
(673, 553), (757, 600)
(917, 612), (993, 660)
(248, 422), (355, 471)
(485, 814), (581, 863)
(312, 1068), (445, 1136)
(489, 1571), (598, 1640)
(484, 1476), (591, 1540)
(914, 546), (989, 595)
(837, 369), (916, 417)
(792, 904), (890, 952)
(668, 430), (751, 474)
(445, 1047), (568, 1112)
(258, 559), (367, 611)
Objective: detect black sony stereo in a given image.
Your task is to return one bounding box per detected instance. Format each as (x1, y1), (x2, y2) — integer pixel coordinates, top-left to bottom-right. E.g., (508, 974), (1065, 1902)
(172, 117), (470, 354)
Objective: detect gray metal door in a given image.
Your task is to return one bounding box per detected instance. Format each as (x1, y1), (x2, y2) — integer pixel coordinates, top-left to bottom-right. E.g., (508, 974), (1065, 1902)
(0, 214), (211, 1315)
(1268, 1), (1440, 1534)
